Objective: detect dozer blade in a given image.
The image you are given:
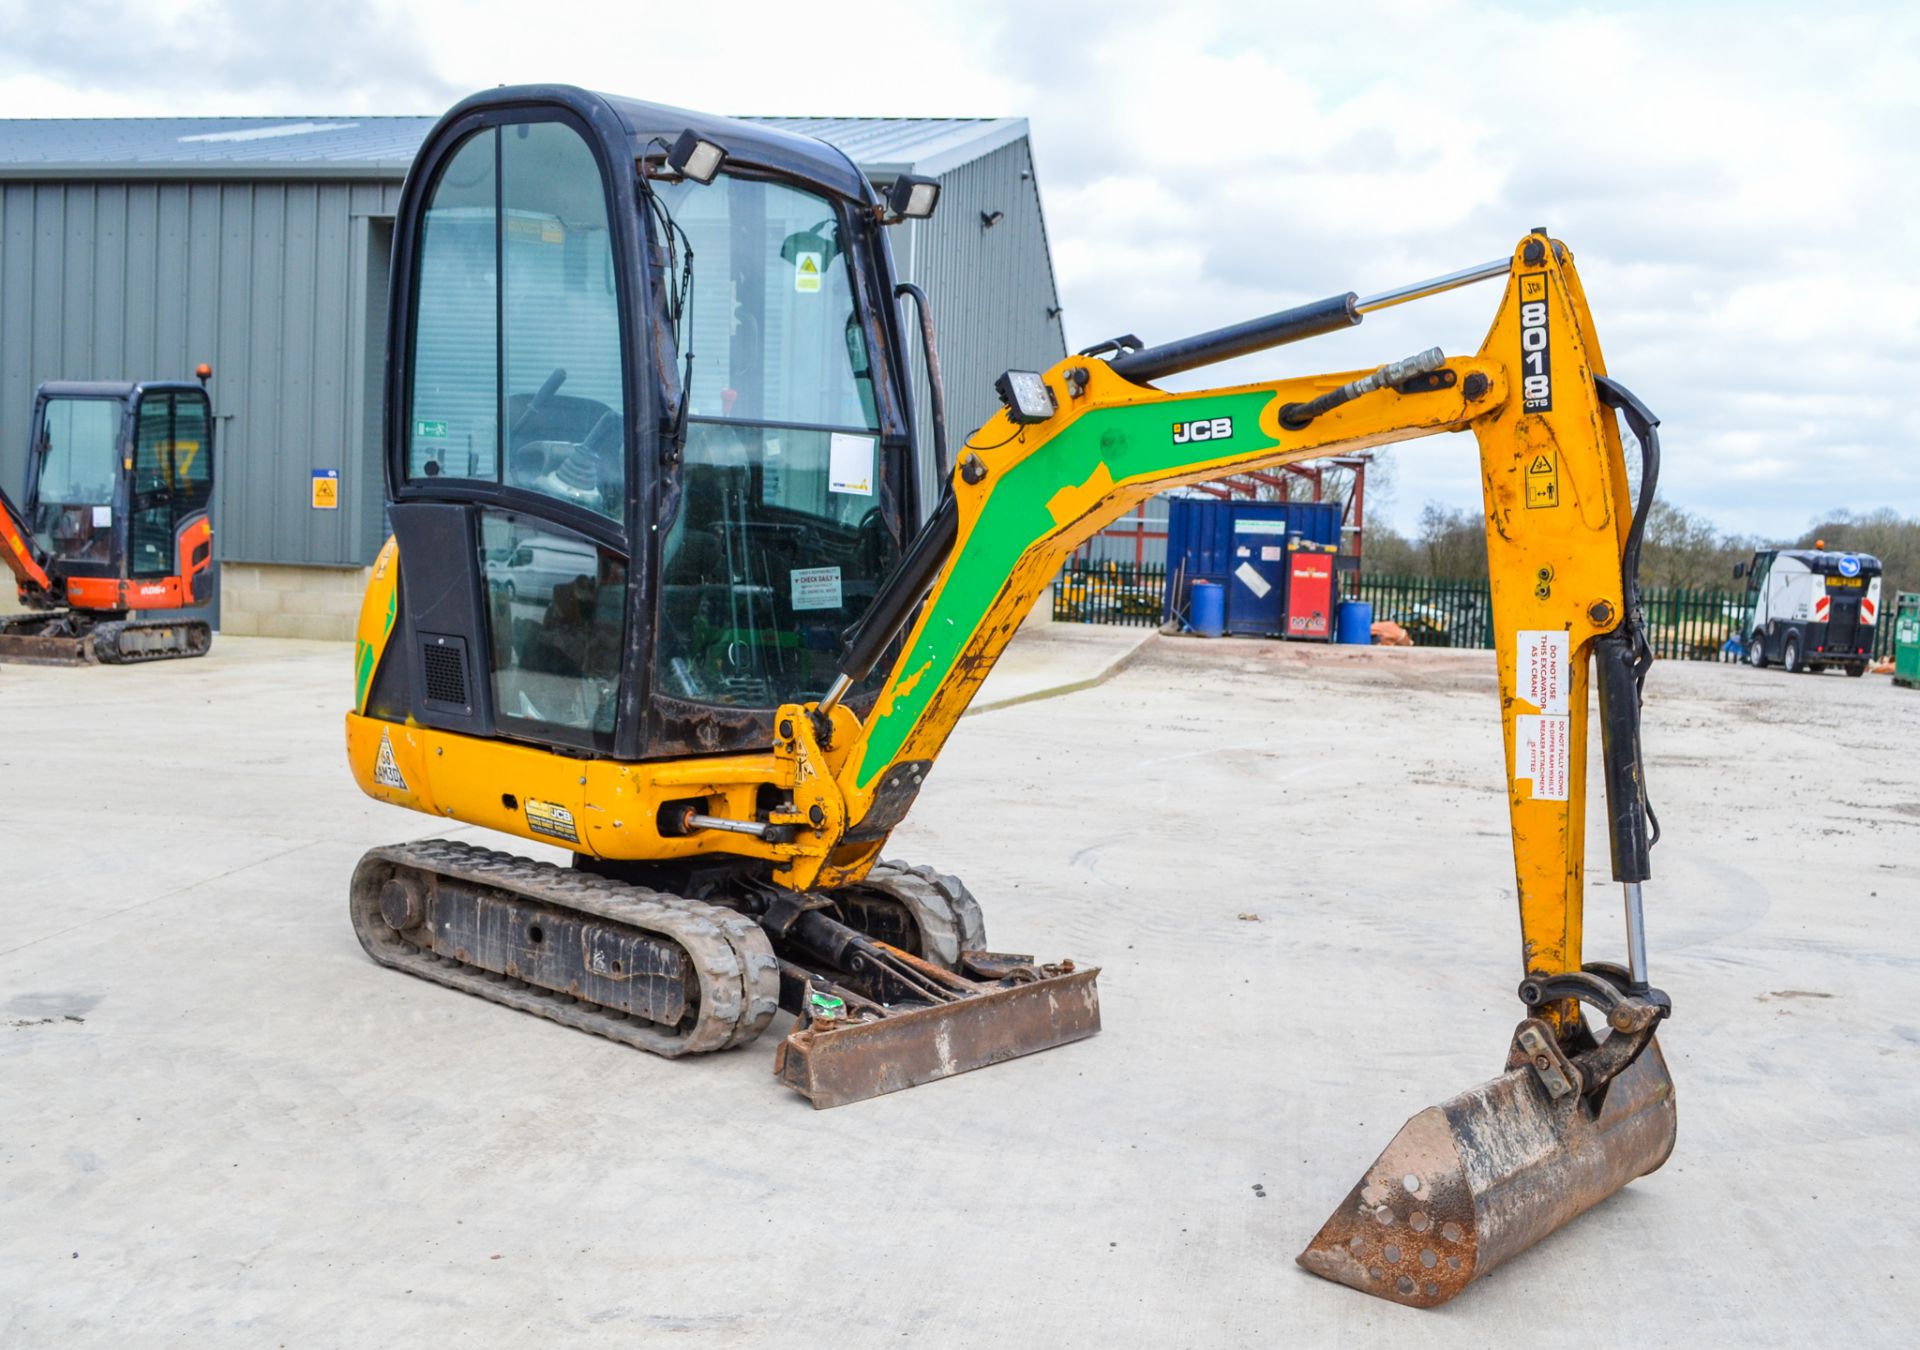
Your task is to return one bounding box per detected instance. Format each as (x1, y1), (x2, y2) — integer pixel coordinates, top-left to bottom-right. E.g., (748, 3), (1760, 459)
(0, 630), (94, 666)
(1297, 1035), (1676, 1308)
(774, 964), (1100, 1109)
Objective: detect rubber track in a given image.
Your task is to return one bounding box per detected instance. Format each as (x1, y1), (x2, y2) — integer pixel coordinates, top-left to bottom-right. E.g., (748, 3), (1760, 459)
(351, 839), (781, 1056)
(94, 619), (212, 664)
(853, 860), (988, 969)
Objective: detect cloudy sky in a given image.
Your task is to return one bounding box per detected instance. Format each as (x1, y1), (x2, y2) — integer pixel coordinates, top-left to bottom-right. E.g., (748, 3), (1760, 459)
(0, 0), (1912, 537)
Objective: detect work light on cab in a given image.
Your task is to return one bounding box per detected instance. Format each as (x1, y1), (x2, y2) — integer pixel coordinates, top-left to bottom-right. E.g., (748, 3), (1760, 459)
(665, 128), (726, 184)
(886, 174), (940, 221)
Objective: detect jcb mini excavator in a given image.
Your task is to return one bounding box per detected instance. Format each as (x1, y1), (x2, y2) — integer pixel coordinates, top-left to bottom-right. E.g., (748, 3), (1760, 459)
(1, 372), (217, 664)
(346, 86), (1675, 1308)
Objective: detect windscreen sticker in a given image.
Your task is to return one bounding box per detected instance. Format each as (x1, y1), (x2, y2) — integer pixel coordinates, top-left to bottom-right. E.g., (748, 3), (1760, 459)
(373, 730), (408, 791)
(791, 565), (844, 611)
(828, 433), (874, 495)
(524, 799), (579, 844)
(1233, 561), (1272, 599)
(1515, 714), (1570, 802)
(794, 251), (823, 294)
(92, 506), (112, 527)
(1516, 629), (1570, 714)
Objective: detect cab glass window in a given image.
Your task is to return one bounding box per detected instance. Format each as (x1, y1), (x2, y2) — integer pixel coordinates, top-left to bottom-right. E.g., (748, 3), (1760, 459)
(480, 510), (626, 750)
(408, 121), (627, 522)
(130, 396), (176, 576)
(478, 510), (622, 756)
(31, 397), (121, 564)
(652, 173), (900, 710)
(409, 131), (498, 484)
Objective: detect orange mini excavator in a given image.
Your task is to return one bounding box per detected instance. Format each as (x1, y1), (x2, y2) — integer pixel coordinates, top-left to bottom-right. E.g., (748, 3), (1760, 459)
(1, 371), (217, 664)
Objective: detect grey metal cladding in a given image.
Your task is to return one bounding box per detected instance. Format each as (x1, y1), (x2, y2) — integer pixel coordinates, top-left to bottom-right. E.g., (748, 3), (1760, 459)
(0, 178), (402, 567)
(889, 137), (1067, 516)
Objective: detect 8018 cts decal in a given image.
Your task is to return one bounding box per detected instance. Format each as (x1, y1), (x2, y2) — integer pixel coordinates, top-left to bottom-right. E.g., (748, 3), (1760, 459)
(1519, 271), (1552, 413)
(1173, 416), (1233, 444)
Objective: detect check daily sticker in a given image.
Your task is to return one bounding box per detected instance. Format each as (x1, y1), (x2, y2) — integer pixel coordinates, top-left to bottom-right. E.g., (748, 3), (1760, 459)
(1516, 629), (1569, 714)
(1515, 714), (1570, 802)
(791, 565), (843, 611)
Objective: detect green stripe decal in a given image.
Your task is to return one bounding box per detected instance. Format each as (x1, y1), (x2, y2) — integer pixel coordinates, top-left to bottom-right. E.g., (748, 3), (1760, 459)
(854, 390), (1279, 787)
(353, 583), (396, 712)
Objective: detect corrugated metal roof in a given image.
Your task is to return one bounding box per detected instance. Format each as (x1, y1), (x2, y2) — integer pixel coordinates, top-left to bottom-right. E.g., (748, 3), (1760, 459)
(0, 113), (1027, 182)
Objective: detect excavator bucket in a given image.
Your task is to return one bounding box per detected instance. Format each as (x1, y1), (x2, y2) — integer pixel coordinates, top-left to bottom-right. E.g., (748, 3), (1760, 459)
(1297, 1035), (1676, 1308)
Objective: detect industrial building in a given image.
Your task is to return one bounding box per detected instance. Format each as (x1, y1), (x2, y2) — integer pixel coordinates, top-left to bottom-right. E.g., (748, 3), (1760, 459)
(0, 112), (1063, 637)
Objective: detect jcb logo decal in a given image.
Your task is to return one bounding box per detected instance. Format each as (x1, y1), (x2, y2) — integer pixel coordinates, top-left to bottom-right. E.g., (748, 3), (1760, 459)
(1519, 272), (1552, 413)
(1173, 417), (1233, 444)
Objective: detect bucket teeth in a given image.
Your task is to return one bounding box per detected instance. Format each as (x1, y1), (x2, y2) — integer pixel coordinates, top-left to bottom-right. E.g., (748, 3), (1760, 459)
(1298, 1036), (1677, 1308)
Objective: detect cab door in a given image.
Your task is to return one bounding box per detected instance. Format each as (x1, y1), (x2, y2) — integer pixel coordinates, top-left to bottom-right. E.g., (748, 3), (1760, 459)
(129, 393), (178, 578)
(128, 389), (215, 591)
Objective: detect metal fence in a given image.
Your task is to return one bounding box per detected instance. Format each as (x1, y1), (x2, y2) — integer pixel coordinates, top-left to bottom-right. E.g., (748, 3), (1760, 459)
(1352, 575), (1495, 648)
(1054, 562), (1900, 661)
(1052, 560), (1169, 626)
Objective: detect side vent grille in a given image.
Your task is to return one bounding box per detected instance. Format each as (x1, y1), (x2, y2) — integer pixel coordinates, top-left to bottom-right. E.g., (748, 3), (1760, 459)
(420, 636), (469, 709)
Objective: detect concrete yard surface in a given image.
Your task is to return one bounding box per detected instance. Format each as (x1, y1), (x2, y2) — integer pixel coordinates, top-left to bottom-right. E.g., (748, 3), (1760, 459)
(2, 634), (1916, 1346)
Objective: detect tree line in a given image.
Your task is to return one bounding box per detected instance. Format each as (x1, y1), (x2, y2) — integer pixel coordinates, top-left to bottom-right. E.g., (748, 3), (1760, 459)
(1364, 501), (1920, 601)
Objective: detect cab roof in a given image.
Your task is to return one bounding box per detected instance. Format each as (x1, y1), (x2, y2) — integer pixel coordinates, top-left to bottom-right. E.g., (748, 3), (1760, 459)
(36, 380), (207, 401)
(436, 84), (881, 206)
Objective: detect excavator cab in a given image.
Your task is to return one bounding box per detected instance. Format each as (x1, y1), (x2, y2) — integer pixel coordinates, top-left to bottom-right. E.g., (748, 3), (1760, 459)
(363, 93), (927, 763)
(1, 376), (217, 664)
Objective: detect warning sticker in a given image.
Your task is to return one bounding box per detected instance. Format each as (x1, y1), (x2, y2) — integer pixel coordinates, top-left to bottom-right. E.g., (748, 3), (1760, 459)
(312, 468), (339, 510)
(1515, 714), (1570, 802)
(1525, 450), (1559, 509)
(525, 799), (579, 844)
(1516, 629), (1570, 713)
(791, 565), (843, 611)
(1260, 545), (1282, 562)
(1233, 561), (1271, 599)
(795, 251), (823, 294)
(373, 730), (408, 791)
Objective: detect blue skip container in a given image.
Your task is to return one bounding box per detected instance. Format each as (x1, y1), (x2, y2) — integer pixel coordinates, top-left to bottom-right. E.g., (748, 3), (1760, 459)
(1190, 580), (1225, 638)
(1336, 599), (1373, 645)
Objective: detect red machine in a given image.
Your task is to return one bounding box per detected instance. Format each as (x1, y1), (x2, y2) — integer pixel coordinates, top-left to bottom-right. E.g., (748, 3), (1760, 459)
(1284, 538), (1336, 640)
(1, 372), (217, 664)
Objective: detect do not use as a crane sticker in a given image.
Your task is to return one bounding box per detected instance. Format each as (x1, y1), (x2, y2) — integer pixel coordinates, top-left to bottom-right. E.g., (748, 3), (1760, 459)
(1514, 630), (1569, 802)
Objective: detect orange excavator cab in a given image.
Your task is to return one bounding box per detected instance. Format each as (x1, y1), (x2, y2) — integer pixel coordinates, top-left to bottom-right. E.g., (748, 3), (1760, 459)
(0, 375), (218, 664)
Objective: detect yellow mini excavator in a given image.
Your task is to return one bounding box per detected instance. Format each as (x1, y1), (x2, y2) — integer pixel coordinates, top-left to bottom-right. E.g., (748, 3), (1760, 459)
(345, 86), (1675, 1308)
